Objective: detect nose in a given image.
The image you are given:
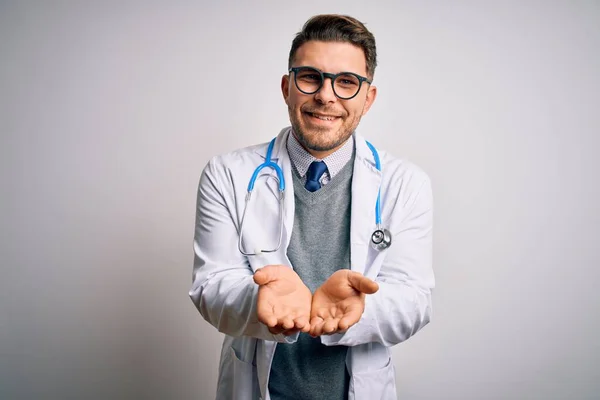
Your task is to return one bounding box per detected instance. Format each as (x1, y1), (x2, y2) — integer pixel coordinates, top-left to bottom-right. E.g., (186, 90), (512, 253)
(314, 77), (337, 104)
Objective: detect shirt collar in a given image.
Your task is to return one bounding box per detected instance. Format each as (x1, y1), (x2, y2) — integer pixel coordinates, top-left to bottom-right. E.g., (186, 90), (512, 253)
(286, 129), (355, 179)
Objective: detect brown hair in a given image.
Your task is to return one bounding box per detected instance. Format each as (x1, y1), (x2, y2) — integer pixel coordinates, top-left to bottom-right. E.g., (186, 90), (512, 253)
(288, 14), (377, 79)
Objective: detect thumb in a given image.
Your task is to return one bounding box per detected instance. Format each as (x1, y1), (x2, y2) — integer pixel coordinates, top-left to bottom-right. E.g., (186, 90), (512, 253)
(347, 271), (379, 294)
(253, 265), (281, 286)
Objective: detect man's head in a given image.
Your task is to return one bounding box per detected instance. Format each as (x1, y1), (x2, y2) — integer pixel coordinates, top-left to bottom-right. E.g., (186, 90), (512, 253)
(282, 15), (378, 158)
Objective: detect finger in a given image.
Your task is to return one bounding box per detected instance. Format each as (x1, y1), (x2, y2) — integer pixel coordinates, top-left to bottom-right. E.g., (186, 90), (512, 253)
(282, 328), (300, 336)
(323, 318), (340, 334)
(338, 311), (360, 331)
(347, 272), (379, 294)
(280, 315), (295, 330)
(293, 316), (310, 333)
(253, 265), (281, 286)
(309, 316), (324, 337)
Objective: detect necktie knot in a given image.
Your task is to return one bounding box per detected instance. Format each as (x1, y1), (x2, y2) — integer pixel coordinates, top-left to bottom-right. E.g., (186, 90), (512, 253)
(305, 161), (327, 192)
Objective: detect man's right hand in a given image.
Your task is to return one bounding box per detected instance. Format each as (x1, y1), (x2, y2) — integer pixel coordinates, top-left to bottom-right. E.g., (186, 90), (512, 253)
(253, 265), (312, 336)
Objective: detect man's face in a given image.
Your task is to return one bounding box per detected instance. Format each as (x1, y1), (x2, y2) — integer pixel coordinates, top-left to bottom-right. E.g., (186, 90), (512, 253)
(282, 41), (377, 158)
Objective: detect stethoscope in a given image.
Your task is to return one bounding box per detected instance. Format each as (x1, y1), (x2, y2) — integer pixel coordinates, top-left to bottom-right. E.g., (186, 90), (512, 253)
(238, 136), (392, 256)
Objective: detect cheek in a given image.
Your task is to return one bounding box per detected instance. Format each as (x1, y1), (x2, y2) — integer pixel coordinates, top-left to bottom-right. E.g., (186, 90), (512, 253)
(288, 95), (305, 111)
(345, 105), (361, 119)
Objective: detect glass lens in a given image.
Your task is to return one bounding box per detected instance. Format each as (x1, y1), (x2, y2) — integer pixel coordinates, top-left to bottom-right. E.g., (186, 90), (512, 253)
(294, 67), (322, 94)
(333, 73), (361, 99)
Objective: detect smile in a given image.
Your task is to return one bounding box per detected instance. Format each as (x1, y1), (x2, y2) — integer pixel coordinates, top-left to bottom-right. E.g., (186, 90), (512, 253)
(306, 112), (340, 122)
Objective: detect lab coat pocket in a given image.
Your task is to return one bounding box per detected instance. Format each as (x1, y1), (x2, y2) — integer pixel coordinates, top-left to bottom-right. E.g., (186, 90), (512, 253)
(230, 347), (260, 400)
(350, 356), (397, 400)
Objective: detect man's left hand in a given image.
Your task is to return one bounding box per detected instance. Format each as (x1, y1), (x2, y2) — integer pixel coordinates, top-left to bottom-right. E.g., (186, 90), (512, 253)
(309, 270), (379, 337)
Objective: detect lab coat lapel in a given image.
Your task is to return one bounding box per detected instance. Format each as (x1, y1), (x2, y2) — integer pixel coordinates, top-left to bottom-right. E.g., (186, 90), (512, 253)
(350, 135), (382, 277)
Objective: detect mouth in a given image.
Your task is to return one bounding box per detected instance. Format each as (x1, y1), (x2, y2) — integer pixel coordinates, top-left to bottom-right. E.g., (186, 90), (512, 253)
(304, 111), (341, 123)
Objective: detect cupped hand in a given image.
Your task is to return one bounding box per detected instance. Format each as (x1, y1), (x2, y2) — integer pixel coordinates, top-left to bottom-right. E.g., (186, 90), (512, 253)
(253, 265), (312, 336)
(309, 270), (379, 337)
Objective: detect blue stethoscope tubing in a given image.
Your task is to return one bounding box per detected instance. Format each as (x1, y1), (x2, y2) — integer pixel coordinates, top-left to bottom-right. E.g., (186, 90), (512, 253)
(246, 138), (285, 192)
(238, 136), (391, 256)
(365, 140), (382, 226)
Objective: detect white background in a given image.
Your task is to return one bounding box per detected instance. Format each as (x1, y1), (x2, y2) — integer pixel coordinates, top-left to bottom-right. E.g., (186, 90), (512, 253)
(1, 1), (599, 399)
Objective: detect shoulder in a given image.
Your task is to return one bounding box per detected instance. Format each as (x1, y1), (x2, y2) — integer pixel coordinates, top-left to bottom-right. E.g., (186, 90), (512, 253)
(370, 150), (434, 224)
(202, 127), (290, 180)
(195, 143), (267, 202)
(356, 135), (431, 193)
(382, 151), (431, 191)
(355, 136), (433, 217)
(210, 142), (267, 167)
(201, 141), (268, 180)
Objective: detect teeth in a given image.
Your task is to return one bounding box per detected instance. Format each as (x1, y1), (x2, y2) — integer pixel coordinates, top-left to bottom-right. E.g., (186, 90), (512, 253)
(311, 113), (336, 121)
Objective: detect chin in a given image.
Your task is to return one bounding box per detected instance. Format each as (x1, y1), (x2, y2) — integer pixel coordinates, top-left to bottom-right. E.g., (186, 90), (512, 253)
(301, 131), (348, 153)
(305, 142), (337, 152)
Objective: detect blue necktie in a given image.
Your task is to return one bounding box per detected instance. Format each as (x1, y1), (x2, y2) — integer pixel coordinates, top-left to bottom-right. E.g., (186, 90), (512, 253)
(305, 161), (327, 192)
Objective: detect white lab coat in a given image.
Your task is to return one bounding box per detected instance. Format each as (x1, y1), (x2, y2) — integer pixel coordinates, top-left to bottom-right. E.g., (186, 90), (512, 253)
(190, 127), (434, 400)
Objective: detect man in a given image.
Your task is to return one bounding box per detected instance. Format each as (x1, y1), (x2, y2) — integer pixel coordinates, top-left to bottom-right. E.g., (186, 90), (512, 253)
(190, 14), (434, 400)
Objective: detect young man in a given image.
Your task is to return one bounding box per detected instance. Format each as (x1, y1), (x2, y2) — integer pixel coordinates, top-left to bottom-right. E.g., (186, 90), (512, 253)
(190, 14), (434, 400)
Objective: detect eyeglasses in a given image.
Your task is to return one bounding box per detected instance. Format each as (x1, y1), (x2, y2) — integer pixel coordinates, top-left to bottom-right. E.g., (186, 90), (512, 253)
(289, 66), (372, 100)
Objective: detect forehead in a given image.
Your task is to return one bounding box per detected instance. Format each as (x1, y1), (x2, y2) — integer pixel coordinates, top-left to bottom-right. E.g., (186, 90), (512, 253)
(293, 41), (367, 75)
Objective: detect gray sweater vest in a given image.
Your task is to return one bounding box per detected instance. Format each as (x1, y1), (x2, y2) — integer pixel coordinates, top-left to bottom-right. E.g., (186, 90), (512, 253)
(268, 154), (354, 400)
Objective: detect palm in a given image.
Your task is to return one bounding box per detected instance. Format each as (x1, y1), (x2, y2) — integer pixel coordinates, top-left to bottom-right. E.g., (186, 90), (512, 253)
(258, 277), (311, 320)
(254, 265), (312, 334)
(310, 270), (378, 336)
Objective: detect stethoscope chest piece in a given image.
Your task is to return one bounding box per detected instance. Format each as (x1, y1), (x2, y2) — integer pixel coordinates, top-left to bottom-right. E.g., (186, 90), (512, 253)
(371, 228), (392, 250)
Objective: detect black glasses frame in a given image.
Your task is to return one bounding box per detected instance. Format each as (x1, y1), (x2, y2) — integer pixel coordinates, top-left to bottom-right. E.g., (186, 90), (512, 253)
(289, 66), (372, 100)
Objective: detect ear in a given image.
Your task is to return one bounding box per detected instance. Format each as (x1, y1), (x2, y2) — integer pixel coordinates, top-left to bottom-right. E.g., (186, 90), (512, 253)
(361, 85), (377, 116)
(281, 74), (291, 105)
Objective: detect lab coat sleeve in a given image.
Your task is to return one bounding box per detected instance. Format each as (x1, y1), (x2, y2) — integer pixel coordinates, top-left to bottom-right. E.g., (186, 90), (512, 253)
(321, 174), (434, 347)
(189, 158), (297, 344)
